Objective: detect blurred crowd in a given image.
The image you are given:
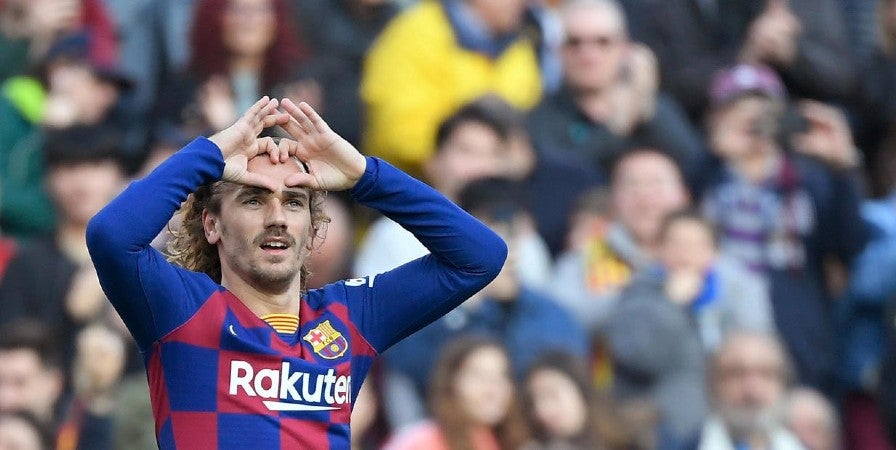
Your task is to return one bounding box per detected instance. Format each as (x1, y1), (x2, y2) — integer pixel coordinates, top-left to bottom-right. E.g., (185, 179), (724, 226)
(1, 0), (896, 449)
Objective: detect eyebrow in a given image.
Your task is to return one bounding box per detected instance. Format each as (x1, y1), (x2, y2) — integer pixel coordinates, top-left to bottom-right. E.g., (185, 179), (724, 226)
(236, 187), (272, 199)
(282, 190), (309, 202)
(235, 186), (309, 201)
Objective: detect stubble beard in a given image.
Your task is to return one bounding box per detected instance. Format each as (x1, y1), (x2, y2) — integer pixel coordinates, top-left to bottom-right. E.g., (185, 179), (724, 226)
(719, 401), (782, 442)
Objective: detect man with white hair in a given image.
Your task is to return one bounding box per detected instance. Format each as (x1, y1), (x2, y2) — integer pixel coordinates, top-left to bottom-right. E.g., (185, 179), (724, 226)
(526, 0), (703, 182)
(687, 331), (805, 450)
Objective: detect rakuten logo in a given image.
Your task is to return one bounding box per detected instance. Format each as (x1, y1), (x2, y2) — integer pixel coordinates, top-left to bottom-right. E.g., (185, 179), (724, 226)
(228, 361), (351, 412)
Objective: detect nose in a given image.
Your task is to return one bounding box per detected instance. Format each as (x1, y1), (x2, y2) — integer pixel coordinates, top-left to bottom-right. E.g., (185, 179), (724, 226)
(263, 199), (287, 228)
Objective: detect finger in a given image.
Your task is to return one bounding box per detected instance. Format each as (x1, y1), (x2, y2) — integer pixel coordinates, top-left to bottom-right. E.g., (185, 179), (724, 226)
(239, 172), (280, 192)
(798, 100), (841, 125)
(256, 137), (278, 162)
(242, 96), (271, 124)
(298, 102), (331, 134)
(284, 172), (319, 189)
(278, 139), (300, 163)
(255, 98), (280, 124)
(282, 98), (314, 133)
(260, 113), (291, 129)
(279, 116), (306, 139)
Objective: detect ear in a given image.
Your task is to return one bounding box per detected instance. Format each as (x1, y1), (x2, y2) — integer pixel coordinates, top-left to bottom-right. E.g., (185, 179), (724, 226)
(202, 209), (221, 244)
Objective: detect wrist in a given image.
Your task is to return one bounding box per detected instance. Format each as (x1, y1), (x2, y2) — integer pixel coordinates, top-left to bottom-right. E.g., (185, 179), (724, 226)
(207, 133), (232, 160)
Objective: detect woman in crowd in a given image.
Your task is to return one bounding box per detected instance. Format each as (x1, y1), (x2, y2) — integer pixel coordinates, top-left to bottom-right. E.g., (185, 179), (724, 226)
(523, 352), (600, 449)
(385, 335), (529, 450)
(159, 0), (313, 135)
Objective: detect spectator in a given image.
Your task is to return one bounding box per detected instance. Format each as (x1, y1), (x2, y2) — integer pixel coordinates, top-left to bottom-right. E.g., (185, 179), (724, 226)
(379, 178), (586, 429)
(110, 374), (155, 450)
(639, 0), (855, 122)
(522, 352), (601, 449)
(656, 209), (773, 351)
(289, 0), (399, 146)
(384, 336), (529, 450)
(158, 0), (313, 136)
(0, 127), (126, 355)
(0, 412), (51, 450)
(784, 388), (841, 450)
(0, 33), (131, 240)
(354, 99), (552, 290)
(360, 0), (542, 174)
(0, 321), (64, 427)
(526, 0), (704, 182)
(550, 148), (689, 332)
(684, 331), (803, 450)
(56, 324), (126, 450)
(701, 64), (867, 390)
(604, 248), (708, 443)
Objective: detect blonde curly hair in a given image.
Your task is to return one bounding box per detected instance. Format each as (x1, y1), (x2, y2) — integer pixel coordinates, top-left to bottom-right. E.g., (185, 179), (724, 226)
(166, 177), (330, 289)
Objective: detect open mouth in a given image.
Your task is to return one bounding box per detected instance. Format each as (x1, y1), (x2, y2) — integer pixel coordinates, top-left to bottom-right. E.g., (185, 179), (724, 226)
(259, 237), (291, 255)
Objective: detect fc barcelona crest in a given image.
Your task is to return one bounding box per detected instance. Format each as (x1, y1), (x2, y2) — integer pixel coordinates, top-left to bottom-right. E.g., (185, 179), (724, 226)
(303, 320), (349, 359)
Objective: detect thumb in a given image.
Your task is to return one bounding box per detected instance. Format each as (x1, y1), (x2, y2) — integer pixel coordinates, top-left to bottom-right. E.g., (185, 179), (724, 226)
(284, 172), (319, 189)
(238, 172), (280, 192)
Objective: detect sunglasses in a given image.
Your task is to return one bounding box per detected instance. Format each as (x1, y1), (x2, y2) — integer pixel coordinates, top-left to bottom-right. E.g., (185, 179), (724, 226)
(564, 35), (621, 49)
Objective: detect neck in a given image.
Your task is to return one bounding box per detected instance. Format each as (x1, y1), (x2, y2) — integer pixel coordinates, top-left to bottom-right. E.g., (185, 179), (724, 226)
(220, 271), (303, 317)
(58, 220), (87, 242)
(229, 55), (263, 74)
(57, 221), (90, 264)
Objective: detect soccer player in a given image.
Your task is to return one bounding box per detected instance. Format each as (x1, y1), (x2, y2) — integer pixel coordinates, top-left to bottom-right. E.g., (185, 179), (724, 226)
(86, 97), (508, 449)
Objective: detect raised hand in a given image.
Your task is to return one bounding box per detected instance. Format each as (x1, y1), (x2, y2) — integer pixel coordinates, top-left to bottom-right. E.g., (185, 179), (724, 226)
(277, 98), (367, 191)
(208, 96), (291, 190)
(791, 101), (861, 171)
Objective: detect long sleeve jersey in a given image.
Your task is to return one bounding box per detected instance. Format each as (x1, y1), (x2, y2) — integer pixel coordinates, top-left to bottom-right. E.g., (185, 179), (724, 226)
(86, 137), (507, 449)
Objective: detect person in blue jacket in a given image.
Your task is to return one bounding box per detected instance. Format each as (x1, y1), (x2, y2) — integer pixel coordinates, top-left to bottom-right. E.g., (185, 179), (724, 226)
(86, 97), (507, 450)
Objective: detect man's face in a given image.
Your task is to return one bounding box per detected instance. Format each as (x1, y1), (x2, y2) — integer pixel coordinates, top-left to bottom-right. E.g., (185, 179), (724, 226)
(426, 121), (504, 198)
(206, 156), (312, 292)
(611, 152), (688, 247)
(47, 160), (123, 227)
(713, 335), (788, 437)
(561, 4), (627, 92)
(0, 350), (60, 420)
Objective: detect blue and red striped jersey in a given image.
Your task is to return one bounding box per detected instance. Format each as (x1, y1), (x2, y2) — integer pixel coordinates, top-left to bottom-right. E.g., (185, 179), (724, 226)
(87, 138), (507, 449)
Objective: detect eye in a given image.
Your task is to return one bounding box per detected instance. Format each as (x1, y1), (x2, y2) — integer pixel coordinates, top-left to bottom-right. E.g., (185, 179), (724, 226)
(285, 200), (304, 209)
(243, 198), (260, 207)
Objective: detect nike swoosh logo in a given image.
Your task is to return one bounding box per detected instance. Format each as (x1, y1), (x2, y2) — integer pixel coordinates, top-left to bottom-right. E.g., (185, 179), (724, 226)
(229, 325), (237, 336)
(263, 401), (339, 412)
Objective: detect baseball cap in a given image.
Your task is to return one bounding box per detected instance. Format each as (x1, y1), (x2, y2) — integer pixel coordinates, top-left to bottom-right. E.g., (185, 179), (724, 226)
(709, 64), (786, 108)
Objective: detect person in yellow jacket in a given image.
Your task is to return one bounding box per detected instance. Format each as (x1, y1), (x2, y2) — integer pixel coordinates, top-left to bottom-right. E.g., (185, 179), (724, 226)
(361, 0), (542, 175)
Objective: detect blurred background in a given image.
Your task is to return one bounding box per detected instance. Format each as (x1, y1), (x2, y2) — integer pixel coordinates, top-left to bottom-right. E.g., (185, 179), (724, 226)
(0, 0), (895, 449)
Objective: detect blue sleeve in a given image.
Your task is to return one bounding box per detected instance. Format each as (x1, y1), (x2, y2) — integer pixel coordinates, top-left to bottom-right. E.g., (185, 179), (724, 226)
(846, 237), (896, 307)
(86, 138), (223, 351)
(345, 157), (508, 353)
